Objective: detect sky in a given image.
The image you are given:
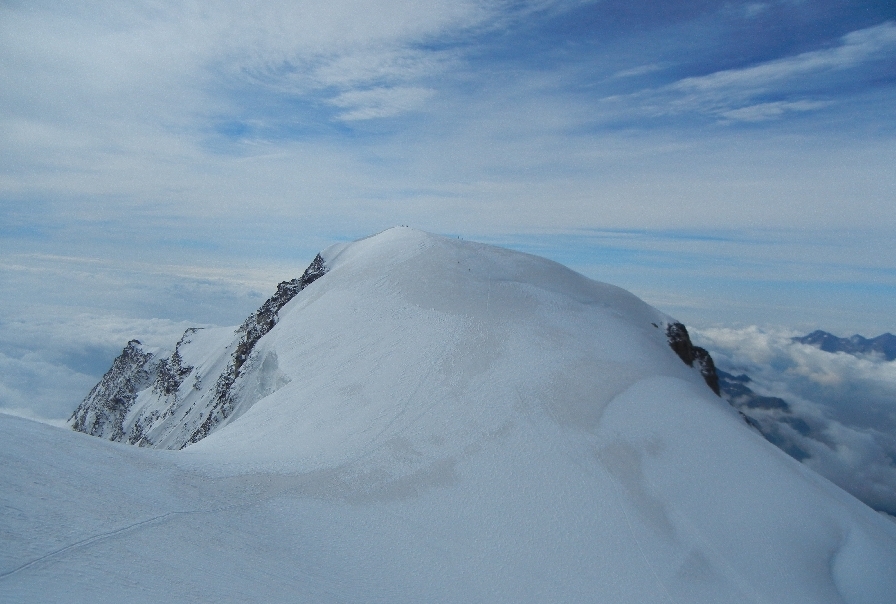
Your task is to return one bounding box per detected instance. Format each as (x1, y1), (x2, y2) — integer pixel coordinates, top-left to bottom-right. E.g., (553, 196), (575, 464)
(1, 0), (896, 420)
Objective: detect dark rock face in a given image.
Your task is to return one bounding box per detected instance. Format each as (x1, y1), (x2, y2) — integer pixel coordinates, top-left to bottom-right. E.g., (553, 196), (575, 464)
(184, 254), (328, 446)
(793, 330), (896, 361)
(124, 328), (203, 447)
(665, 322), (721, 396)
(69, 340), (156, 441)
(234, 254), (327, 373)
(691, 347), (720, 398)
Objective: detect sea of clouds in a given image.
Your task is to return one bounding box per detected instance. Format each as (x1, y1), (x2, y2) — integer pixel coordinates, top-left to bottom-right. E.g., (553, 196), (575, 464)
(0, 251), (291, 425)
(693, 326), (896, 517)
(0, 314), (203, 426)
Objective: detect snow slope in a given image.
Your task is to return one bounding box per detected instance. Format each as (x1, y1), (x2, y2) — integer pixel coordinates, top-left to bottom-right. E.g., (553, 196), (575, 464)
(3, 227), (896, 602)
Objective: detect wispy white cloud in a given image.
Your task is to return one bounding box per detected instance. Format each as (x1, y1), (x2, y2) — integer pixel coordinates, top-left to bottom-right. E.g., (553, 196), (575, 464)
(742, 3), (770, 19)
(718, 99), (831, 122)
(0, 0), (496, 165)
(671, 21), (896, 95)
(611, 63), (667, 79)
(600, 21), (896, 123)
(3, 3), (895, 235)
(307, 47), (460, 91)
(330, 86), (435, 121)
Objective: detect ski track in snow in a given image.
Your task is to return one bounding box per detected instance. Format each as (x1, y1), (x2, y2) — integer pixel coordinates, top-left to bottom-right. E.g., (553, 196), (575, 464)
(0, 500), (252, 581)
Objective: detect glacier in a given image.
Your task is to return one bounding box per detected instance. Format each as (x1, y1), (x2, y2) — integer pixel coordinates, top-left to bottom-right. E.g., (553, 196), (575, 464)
(2, 227), (895, 603)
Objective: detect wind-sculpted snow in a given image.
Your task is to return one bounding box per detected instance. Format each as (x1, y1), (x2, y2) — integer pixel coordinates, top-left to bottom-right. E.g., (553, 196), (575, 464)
(8, 228), (891, 602)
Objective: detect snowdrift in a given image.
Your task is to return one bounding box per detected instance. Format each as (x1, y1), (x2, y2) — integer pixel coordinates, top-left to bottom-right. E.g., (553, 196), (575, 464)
(3, 227), (895, 603)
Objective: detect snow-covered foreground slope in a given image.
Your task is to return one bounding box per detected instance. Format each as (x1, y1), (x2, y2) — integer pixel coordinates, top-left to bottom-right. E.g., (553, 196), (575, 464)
(3, 228), (896, 602)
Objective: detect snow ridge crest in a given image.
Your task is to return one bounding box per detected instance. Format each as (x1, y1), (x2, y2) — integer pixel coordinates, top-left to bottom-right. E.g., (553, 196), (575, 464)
(186, 254), (328, 446)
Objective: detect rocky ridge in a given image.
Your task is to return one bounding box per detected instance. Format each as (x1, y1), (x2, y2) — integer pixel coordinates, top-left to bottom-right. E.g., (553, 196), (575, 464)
(185, 254), (327, 445)
(664, 321), (720, 395)
(69, 254), (328, 449)
(70, 340), (156, 441)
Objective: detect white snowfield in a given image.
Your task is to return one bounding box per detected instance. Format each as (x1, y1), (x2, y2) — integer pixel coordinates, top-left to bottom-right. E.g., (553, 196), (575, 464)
(2, 227), (895, 603)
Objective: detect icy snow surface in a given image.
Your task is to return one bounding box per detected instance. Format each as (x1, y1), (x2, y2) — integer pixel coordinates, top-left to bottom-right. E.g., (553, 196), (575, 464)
(3, 227), (895, 603)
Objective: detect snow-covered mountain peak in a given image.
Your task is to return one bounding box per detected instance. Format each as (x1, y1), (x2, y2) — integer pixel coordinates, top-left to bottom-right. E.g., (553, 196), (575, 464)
(319, 227), (673, 329)
(11, 229), (896, 601)
(180, 229), (727, 473)
(70, 228), (718, 455)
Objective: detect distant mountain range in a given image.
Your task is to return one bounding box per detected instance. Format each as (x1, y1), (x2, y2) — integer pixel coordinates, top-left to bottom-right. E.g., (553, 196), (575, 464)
(793, 330), (896, 361)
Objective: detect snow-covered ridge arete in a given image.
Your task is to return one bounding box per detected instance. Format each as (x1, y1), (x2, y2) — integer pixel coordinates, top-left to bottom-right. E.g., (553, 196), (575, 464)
(70, 228), (719, 450)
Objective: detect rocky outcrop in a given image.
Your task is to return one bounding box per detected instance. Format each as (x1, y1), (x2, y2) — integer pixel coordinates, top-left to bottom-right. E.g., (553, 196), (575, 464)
(69, 340), (156, 441)
(123, 328), (202, 447)
(233, 254), (327, 374)
(665, 322), (721, 396)
(154, 329), (197, 396)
